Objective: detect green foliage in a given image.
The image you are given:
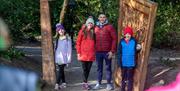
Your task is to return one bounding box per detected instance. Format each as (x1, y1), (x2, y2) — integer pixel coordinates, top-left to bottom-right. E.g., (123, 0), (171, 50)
(72, 0), (119, 29)
(152, 0), (180, 48)
(0, 0), (179, 49)
(0, 47), (25, 60)
(49, 0), (64, 36)
(0, 0), (40, 42)
(49, 0), (119, 34)
(68, 0), (119, 39)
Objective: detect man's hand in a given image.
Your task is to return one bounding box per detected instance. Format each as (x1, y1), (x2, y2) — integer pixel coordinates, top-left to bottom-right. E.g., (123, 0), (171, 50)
(107, 51), (113, 59)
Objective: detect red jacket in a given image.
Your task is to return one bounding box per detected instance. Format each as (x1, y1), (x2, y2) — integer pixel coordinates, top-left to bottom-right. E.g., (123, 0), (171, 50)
(94, 24), (117, 53)
(76, 25), (95, 61)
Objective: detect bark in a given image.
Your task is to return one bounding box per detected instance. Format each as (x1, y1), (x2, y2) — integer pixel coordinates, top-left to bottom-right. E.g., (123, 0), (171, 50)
(40, 0), (56, 89)
(59, 0), (69, 23)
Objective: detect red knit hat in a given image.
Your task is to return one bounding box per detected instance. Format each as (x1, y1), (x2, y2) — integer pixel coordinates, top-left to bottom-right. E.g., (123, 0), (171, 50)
(123, 26), (133, 36)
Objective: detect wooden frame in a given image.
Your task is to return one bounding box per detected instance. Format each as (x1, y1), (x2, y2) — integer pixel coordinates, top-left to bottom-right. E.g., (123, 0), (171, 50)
(114, 0), (158, 91)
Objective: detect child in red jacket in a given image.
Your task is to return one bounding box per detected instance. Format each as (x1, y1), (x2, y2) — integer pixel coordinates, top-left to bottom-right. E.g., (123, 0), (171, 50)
(76, 16), (95, 90)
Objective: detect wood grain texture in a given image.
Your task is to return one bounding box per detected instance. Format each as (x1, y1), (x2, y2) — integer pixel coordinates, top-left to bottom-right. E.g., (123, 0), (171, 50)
(40, 0), (56, 86)
(115, 0), (158, 91)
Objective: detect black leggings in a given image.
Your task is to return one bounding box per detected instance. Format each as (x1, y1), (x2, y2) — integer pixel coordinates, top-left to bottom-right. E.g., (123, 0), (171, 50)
(56, 64), (66, 84)
(81, 61), (93, 83)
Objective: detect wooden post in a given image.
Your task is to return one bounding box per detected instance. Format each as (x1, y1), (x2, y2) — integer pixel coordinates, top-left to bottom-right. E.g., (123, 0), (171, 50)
(40, 0), (56, 88)
(114, 0), (158, 91)
(54, 0), (69, 38)
(59, 0), (69, 23)
(0, 18), (10, 49)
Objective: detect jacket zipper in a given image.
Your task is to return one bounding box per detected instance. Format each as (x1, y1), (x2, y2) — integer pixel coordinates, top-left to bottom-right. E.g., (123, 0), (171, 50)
(100, 28), (103, 51)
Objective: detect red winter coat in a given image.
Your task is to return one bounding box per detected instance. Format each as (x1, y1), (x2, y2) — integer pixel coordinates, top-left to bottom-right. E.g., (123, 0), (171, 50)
(76, 25), (95, 61)
(94, 24), (117, 53)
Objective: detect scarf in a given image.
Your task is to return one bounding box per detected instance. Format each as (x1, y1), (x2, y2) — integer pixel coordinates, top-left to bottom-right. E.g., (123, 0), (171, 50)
(96, 19), (108, 28)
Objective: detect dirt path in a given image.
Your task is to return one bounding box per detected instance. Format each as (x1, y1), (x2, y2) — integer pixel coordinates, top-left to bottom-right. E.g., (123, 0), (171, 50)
(15, 46), (180, 91)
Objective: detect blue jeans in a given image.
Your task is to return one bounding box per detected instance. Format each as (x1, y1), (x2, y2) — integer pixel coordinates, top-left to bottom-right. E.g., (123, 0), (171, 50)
(121, 67), (134, 91)
(96, 52), (112, 84)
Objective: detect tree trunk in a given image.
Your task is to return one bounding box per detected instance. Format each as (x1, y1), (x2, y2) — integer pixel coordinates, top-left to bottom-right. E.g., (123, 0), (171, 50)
(59, 0), (69, 23)
(40, 0), (56, 90)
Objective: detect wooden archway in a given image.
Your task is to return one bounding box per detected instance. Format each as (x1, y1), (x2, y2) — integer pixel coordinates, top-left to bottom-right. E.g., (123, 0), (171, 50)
(40, 0), (157, 91)
(114, 0), (158, 91)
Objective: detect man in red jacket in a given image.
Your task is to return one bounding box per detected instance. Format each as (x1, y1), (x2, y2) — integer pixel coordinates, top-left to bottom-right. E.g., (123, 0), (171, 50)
(93, 14), (117, 90)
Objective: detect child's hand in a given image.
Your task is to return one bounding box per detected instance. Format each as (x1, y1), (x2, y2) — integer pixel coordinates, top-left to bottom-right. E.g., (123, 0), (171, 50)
(77, 54), (81, 60)
(66, 64), (69, 67)
(136, 44), (142, 51)
(81, 25), (86, 30)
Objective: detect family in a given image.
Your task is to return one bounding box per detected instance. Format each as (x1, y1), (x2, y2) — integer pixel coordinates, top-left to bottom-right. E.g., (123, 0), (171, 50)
(54, 13), (141, 91)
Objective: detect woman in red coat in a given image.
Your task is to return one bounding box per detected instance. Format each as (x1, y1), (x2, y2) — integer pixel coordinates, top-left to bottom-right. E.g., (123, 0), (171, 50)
(76, 16), (95, 90)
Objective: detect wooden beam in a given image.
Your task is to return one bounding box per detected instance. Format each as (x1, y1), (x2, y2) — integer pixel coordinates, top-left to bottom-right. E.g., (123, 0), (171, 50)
(59, 0), (69, 23)
(54, 0), (69, 38)
(40, 0), (56, 87)
(115, 0), (158, 91)
(139, 2), (158, 91)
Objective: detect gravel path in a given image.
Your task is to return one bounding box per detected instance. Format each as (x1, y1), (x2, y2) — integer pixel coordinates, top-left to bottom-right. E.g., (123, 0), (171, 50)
(15, 46), (180, 91)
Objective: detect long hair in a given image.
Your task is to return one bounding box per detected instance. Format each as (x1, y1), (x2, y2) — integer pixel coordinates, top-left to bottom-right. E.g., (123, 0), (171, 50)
(82, 26), (95, 40)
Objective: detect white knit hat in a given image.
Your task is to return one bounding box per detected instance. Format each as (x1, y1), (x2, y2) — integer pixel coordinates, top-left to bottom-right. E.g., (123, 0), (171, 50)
(85, 16), (94, 26)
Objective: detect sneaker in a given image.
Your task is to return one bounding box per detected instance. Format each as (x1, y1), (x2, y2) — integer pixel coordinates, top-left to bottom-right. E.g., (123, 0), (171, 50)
(93, 83), (101, 90)
(106, 84), (113, 90)
(82, 82), (91, 90)
(87, 84), (91, 90)
(59, 83), (67, 88)
(54, 84), (59, 90)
